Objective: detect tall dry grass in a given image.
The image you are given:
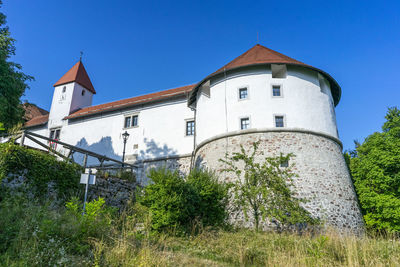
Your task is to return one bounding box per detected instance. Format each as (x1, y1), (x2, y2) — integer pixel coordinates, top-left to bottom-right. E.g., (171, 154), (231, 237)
(91, 223), (400, 267)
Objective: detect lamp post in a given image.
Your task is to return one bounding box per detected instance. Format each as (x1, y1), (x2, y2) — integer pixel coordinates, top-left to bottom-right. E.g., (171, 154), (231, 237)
(122, 131), (130, 167)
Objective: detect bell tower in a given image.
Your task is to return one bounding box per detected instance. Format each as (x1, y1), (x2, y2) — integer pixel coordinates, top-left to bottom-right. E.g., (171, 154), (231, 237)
(48, 60), (96, 129)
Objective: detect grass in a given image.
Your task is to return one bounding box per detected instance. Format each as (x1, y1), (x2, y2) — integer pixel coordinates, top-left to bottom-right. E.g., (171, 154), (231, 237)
(92, 228), (400, 267)
(1, 193), (400, 266)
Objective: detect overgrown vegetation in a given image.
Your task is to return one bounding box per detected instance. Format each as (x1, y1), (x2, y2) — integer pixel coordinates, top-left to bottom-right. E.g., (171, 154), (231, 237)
(0, 143), (82, 197)
(1, 189), (399, 266)
(137, 168), (228, 234)
(221, 141), (317, 231)
(0, 193), (114, 266)
(347, 107), (400, 233)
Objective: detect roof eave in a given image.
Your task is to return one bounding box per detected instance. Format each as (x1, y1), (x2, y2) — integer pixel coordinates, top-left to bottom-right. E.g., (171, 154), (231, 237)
(66, 91), (190, 120)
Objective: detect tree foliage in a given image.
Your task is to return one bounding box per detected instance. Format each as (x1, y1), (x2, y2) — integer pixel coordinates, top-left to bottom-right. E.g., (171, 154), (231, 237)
(220, 141), (316, 231)
(349, 107), (400, 233)
(0, 1), (33, 131)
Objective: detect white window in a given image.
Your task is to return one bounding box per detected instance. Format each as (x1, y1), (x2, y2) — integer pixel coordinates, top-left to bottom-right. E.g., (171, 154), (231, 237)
(186, 120), (195, 136)
(238, 87), (248, 100)
(240, 117), (250, 130)
(272, 85), (282, 97)
(274, 115), (285, 127)
(124, 114), (138, 128)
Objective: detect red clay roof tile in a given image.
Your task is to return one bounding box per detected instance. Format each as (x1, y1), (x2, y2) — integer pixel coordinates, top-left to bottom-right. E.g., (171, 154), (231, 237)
(24, 114), (49, 128)
(54, 61), (96, 94)
(65, 84), (194, 119)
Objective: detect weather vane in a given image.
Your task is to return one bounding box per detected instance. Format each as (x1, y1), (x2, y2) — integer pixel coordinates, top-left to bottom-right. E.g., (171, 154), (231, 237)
(80, 51), (83, 62)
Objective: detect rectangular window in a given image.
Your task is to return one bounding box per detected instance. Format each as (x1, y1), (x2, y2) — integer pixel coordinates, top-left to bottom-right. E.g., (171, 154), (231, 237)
(54, 129), (60, 140)
(132, 115), (138, 127)
(49, 130), (55, 139)
(124, 114), (139, 128)
(272, 85), (281, 97)
(240, 117), (250, 130)
(49, 129), (60, 140)
(49, 128), (60, 149)
(239, 88), (248, 100)
(124, 117), (131, 128)
(275, 116), (284, 127)
(186, 120), (195, 136)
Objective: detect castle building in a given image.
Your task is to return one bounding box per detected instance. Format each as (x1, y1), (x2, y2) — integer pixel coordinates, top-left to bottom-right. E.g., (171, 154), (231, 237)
(24, 44), (364, 232)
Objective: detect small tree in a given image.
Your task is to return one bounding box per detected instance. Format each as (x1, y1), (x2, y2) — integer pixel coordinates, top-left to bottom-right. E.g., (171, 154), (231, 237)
(220, 141), (315, 231)
(0, 1), (33, 131)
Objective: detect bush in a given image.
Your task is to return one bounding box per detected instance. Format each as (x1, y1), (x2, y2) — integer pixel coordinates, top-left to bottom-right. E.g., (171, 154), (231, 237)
(137, 168), (228, 234)
(66, 196), (115, 245)
(187, 169), (228, 228)
(0, 143), (82, 197)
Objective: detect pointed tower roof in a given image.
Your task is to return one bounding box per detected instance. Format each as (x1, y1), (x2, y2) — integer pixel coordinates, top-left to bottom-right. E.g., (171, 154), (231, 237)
(53, 61), (96, 94)
(188, 44), (341, 106)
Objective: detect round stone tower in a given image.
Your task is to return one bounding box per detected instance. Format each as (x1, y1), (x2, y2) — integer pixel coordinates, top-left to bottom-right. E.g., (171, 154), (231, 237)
(188, 44), (364, 233)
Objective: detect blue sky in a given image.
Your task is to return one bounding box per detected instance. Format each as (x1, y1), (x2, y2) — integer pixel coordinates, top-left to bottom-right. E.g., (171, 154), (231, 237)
(2, 0), (399, 150)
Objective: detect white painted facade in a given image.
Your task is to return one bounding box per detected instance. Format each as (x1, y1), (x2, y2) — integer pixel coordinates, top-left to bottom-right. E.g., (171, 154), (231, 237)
(24, 49), (340, 176)
(27, 85), (195, 165)
(48, 83), (94, 129)
(195, 66), (338, 146)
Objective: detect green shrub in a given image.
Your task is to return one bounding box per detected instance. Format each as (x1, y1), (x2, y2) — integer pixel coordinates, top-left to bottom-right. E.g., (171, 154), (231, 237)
(138, 168), (198, 234)
(138, 168), (228, 234)
(187, 169), (228, 228)
(0, 143), (82, 197)
(65, 197), (115, 252)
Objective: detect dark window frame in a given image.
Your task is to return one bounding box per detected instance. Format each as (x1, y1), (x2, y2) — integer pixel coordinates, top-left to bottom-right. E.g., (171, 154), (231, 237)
(186, 120), (195, 136)
(240, 117), (250, 130)
(274, 115), (285, 127)
(238, 87), (248, 100)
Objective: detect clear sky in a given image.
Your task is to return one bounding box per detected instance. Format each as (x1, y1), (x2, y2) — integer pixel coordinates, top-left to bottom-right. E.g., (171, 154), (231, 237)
(2, 0), (399, 150)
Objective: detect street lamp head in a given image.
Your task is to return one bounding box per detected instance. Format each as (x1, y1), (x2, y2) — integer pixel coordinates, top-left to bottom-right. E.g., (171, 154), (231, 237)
(122, 131), (130, 142)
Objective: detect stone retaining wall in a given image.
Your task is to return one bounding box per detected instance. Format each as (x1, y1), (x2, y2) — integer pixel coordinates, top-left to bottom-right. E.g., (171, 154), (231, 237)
(136, 155), (192, 183)
(87, 176), (136, 209)
(194, 131), (365, 233)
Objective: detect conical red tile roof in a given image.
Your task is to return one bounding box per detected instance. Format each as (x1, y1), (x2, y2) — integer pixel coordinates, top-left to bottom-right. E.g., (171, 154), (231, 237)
(53, 61), (96, 94)
(188, 44), (341, 106)
(214, 44), (308, 73)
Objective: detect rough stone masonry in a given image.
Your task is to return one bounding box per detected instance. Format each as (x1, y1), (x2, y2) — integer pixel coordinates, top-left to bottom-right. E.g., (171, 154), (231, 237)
(194, 130), (365, 233)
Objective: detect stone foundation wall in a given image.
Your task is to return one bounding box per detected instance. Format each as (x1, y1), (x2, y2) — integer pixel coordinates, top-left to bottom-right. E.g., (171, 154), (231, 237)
(136, 155), (192, 184)
(1, 172), (137, 210)
(87, 177), (136, 209)
(194, 130), (364, 233)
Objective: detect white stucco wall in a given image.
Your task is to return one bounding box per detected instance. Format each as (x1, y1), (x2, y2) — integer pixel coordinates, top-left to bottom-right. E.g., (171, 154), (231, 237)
(48, 83), (75, 129)
(48, 82), (93, 129)
(42, 97), (195, 164)
(70, 83), (93, 114)
(195, 65), (338, 145)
